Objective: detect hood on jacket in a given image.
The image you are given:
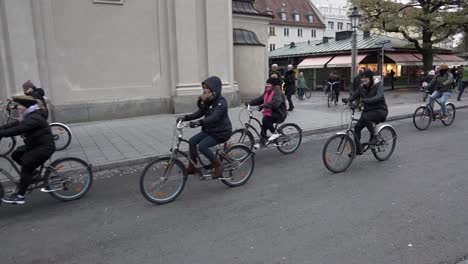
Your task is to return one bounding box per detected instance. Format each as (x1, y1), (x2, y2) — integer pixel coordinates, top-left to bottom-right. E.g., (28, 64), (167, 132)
(202, 76), (222, 100)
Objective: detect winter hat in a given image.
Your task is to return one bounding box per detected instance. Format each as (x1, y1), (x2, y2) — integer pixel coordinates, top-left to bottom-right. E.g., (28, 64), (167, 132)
(13, 96), (37, 108)
(266, 78), (281, 87)
(22, 80), (36, 90)
(439, 64), (449, 70)
(361, 70), (374, 80)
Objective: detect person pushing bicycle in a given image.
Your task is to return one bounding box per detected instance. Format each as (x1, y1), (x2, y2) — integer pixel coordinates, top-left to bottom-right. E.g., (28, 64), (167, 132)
(343, 70), (388, 155)
(246, 78), (287, 147)
(177, 76), (232, 179)
(0, 96), (55, 204)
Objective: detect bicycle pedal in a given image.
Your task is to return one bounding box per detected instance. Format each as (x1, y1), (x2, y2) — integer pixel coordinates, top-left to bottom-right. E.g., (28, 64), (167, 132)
(40, 187), (61, 193)
(200, 174), (212, 180)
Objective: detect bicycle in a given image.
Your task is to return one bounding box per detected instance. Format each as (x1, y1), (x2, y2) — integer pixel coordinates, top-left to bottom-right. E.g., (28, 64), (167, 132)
(412, 90), (456, 130)
(228, 104), (302, 154)
(326, 81), (339, 107)
(322, 102), (397, 173)
(0, 100), (72, 154)
(0, 154), (93, 204)
(295, 87), (312, 100)
(139, 120), (255, 205)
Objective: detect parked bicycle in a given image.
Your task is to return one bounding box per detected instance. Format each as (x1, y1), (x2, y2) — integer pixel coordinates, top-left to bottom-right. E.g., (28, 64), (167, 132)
(0, 154), (93, 204)
(322, 102), (397, 173)
(0, 100), (72, 155)
(412, 89), (456, 130)
(326, 81), (339, 107)
(139, 120), (255, 205)
(228, 104), (302, 154)
(295, 87), (312, 100)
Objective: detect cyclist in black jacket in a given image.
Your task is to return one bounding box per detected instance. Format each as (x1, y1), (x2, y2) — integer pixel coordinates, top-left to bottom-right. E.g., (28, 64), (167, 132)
(23, 80), (49, 119)
(0, 96), (55, 204)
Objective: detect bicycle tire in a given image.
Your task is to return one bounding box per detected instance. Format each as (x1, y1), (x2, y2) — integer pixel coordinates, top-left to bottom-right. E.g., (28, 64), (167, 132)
(372, 126), (397, 161)
(305, 88), (312, 98)
(0, 136), (16, 156)
(276, 123), (302, 154)
(441, 103), (456, 126)
(139, 157), (187, 205)
(413, 106), (432, 130)
(50, 123), (72, 151)
(227, 128), (255, 150)
(221, 144), (255, 188)
(45, 157), (93, 201)
(0, 182), (4, 204)
(322, 134), (355, 173)
(327, 93), (331, 107)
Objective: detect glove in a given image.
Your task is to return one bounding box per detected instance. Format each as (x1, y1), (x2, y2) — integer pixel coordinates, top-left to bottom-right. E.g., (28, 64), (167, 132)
(176, 116), (186, 123)
(342, 98), (349, 104)
(189, 120), (201, 128)
(258, 105), (264, 111)
(244, 102), (250, 107)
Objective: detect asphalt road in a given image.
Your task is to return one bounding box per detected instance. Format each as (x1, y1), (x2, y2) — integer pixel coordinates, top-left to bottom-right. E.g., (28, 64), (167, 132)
(1, 110), (468, 264)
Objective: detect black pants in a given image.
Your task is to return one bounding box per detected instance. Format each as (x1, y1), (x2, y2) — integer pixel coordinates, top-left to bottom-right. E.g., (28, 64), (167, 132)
(286, 94), (294, 110)
(458, 81), (468, 100)
(12, 145), (54, 196)
(354, 109), (388, 145)
(261, 113), (281, 139)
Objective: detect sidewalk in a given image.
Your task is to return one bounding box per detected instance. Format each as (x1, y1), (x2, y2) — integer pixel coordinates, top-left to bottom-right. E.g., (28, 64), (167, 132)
(7, 90), (468, 172)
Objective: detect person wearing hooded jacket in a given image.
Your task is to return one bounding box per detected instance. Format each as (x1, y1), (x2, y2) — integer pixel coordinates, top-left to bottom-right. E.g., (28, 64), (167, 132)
(178, 76), (232, 179)
(22, 80), (49, 119)
(0, 96), (56, 204)
(343, 70), (388, 154)
(247, 78), (287, 148)
(424, 64), (454, 120)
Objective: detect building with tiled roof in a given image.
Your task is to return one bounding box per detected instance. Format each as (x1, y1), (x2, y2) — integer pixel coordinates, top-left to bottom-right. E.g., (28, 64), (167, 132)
(254, 0), (326, 52)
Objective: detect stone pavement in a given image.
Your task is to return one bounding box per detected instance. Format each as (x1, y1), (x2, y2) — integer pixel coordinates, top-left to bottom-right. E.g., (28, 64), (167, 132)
(3, 89), (468, 173)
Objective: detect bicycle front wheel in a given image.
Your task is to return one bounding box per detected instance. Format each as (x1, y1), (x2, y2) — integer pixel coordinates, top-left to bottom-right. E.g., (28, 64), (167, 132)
(442, 103), (456, 126)
(50, 123), (72, 151)
(276, 123), (302, 154)
(139, 157), (186, 204)
(372, 126), (397, 161)
(327, 93), (332, 107)
(45, 157), (93, 201)
(0, 136), (16, 155)
(221, 144), (255, 187)
(305, 88), (312, 98)
(413, 106), (432, 130)
(227, 128), (255, 150)
(322, 134), (355, 173)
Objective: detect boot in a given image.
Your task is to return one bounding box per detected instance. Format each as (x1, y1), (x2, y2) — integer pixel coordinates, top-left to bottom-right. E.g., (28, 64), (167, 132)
(211, 159), (224, 179)
(187, 163), (197, 175)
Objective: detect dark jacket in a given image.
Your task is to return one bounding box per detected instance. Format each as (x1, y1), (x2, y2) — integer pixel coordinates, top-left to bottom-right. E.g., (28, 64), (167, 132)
(427, 72), (454, 93)
(250, 86), (287, 123)
(349, 81), (388, 112)
(269, 70), (283, 83)
(184, 77), (232, 142)
(352, 73), (362, 94)
(283, 70), (296, 95)
(29, 87), (47, 109)
(0, 110), (55, 150)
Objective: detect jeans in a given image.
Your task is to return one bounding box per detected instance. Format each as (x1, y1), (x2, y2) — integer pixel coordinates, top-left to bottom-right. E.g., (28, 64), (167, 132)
(189, 131), (220, 162)
(458, 81), (468, 100)
(429, 90), (451, 116)
(261, 113), (281, 139)
(297, 88), (305, 99)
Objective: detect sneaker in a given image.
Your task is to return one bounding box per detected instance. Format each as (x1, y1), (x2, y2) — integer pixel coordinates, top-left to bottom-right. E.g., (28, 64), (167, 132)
(268, 133), (281, 142)
(457, 98), (461, 101)
(368, 136), (380, 146)
(2, 194), (25, 205)
(441, 115), (449, 121)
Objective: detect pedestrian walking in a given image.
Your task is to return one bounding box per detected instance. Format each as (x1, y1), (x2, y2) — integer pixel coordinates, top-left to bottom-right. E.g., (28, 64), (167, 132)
(269, 64), (283, 84)
(388, 69), (396, 90)
(296, 72), (307, 100)
(457, 64), (468, 101)
(283, 65), (296, 111)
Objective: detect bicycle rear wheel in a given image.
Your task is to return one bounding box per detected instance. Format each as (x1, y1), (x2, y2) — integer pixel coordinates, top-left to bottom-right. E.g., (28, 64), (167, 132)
(221, 145), (255, 187)
(139, 157), (186, 204)
(0, 136), (16, 155)
(441, 103), (456, 126)
(45, 157), (93, 201)
(372, 126), (397, 161)
(413, 106), (432, 130)
(322, 134), (355, 173)
(276, 123), (302, 154)
(50, 123), (72, 151)
(227, 128), (254, 150)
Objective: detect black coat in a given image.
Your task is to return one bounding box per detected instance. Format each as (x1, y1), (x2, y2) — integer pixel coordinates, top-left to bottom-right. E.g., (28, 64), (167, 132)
(184, 77), (232, 142)
(283, 70), (296, 95)
(250, 87), (287, 123)
(0, 110), (55, 150)
(349, 81), (388, 112)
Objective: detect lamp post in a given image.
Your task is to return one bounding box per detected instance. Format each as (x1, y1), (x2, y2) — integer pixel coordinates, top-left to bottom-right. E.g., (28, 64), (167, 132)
(349, 6), (361, 89)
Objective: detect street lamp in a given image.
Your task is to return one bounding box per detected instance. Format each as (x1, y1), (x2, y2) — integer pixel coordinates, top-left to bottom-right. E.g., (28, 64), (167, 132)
(349, 6), (361, 90)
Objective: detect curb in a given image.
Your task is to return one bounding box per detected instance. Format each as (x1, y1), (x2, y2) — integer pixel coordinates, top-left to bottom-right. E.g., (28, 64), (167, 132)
(92, 105), (468, 172)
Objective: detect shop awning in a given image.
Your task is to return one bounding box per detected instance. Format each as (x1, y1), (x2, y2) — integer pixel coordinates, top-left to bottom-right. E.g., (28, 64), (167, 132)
(326, 54), (367, 68)
(385, 53), (422, 66)
(434, 54), (464, 66)
(298, 56), (333, 69)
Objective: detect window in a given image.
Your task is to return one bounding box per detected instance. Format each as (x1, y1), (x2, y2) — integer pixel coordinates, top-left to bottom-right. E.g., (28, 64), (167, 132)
(347, 23), (352, 30)
(311, 29), (316, 38)
(284, 27), (289, 37)
(93, 0), (124, 4)
(281, 12), (287, 21)
(308, 15), (314, 23)
(269, 44), (276, 51)
(269, 26), (276, 36)
(337, 22), (343, 30)
(298, 29), (303, 37)
(294, 13), (300, 21)
(328, 21), (334, 30)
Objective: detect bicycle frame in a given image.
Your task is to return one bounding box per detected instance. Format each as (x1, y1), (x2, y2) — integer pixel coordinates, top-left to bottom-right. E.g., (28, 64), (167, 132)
(242, 106), (263, 139)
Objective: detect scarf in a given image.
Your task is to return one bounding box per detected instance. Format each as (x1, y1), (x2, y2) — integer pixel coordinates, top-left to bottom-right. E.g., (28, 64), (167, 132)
(19, 104), (40, 122)
(263, 86), (275, 117)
